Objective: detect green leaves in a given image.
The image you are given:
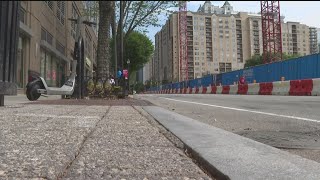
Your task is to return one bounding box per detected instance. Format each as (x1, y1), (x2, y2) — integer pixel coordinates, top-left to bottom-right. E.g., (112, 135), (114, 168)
(110, 31), (154, 73)
(244, 53), (302, 68)
(124, 31), (154, 72)
(118, 1), (179, 36)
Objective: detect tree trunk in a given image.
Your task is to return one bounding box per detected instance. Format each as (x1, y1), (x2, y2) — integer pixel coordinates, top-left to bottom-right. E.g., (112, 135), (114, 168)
(96, 1), (112, 81)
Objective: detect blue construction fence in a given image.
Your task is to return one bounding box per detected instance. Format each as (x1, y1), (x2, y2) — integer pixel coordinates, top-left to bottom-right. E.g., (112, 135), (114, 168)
(148, 53), (320, 91)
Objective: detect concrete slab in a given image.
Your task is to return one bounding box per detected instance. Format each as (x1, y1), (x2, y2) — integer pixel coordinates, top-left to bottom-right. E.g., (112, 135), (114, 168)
(143, 106), (320, 180)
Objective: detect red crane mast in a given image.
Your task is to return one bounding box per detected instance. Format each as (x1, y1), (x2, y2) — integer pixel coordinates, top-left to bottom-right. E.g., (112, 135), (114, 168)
(261, 1), (283, 64)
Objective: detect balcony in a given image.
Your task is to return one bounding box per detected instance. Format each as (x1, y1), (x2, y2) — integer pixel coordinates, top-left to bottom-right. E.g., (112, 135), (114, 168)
(206, 33), (212, 36)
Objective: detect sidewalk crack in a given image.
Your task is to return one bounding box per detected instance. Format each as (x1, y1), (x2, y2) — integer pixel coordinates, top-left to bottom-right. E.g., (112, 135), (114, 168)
(56, 106), (111, 180)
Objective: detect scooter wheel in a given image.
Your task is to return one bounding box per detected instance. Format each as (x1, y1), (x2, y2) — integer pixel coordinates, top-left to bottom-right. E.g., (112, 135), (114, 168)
(26, 82), (41, 101)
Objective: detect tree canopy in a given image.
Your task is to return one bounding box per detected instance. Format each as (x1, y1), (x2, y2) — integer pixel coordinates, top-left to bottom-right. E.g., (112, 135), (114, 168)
(244, 53), (302, 68)
(111, 31), (154, 73)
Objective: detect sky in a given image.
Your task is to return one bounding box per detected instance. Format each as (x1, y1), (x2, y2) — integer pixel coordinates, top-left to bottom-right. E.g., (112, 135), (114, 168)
(146, 1), (320, 45)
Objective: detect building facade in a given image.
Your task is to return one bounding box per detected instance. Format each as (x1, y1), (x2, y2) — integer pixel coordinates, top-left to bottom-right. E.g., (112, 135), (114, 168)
(17, 1), (97, 93)
(309, 27), (318, 54)
(152, 1), (318, 83)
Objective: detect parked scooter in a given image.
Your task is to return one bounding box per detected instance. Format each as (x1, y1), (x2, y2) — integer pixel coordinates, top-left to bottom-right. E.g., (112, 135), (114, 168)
(26, 58), (78, 101)
(26, 17), (96, 101)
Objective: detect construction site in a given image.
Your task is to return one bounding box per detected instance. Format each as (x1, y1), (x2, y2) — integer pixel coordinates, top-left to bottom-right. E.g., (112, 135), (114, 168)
(151, 1), (318, 83)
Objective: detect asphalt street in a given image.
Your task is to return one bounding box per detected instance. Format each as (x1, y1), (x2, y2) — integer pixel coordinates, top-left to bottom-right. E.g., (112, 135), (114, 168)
(136, 94), (320, 163)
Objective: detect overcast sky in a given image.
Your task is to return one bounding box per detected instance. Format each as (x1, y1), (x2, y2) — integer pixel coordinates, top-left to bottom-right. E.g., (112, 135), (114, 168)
(146, 1), (320, 45)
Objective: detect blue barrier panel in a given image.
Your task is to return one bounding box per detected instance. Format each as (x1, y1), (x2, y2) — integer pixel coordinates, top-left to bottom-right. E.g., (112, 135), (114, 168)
(196, 78), (201, 87)
(201, 75), (213, 87)
(212, 74), (217, 85)
(243, 68), (253, 83)
(189, 79), (197, 88)
(180, 81), (187, 88)
(147, 53), (320, 89)
(216, 74), (222, 85)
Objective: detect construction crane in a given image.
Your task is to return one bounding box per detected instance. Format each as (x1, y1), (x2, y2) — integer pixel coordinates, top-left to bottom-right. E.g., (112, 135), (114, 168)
(179, 1), (188, 82)
(260, 1), (282, 64)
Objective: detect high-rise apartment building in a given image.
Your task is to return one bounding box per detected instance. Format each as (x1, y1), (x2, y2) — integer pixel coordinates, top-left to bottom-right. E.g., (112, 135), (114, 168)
(17, 1), (97, 94)
(309, 27), (318, 54)
(152, 1), (318, 83)
(317, 28), (320, 52)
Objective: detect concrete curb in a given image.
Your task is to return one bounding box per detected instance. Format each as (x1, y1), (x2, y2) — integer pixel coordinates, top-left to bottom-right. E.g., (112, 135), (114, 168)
(142, 106), (320, 180)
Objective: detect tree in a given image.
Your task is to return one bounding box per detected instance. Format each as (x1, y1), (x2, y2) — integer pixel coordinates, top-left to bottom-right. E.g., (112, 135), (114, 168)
(244, 55), (263, 68)
(115, 1), (178, 70)
(88, 1), (179, 79)
(96, 1), (112, 81)
(244, 53), (302, 68)
(117, 1), (179, 38)
(110, 31), (154, 74)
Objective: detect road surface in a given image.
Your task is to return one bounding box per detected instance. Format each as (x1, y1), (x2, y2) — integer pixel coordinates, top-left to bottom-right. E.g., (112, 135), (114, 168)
(136, 94), (320, 163)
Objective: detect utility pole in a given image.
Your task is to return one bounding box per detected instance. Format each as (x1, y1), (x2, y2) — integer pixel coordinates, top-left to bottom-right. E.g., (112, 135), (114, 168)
(112, 1), (117, 85)
(69, 16), (96, 99)
(120, 1), (124, 70)
(120, 1), (126, 96)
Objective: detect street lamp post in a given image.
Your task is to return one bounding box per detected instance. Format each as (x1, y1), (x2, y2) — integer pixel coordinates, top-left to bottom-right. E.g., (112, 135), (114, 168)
(127, 59), (130, 94)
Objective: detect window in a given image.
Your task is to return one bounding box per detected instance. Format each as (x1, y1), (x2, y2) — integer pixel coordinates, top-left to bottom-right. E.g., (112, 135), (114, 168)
(56, 41), (65, 55)
(44, 1), (53, 10)
(40, 48), (66, 87)
(56, 1), (66, 25)
(19, 8), (26, 24)
(41, 27), (53, 45)
(71, 3), (79, 39)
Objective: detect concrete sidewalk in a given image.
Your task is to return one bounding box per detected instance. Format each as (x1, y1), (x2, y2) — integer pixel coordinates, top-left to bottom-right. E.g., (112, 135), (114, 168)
(0, 103), (211, 179)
